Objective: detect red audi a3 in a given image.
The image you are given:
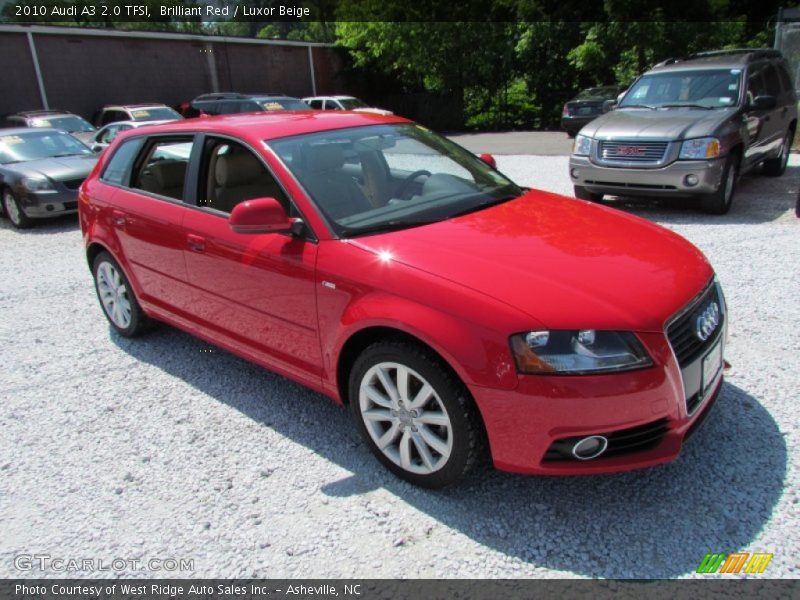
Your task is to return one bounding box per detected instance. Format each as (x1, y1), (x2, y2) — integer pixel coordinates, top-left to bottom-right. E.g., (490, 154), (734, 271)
(79, 112), (727, 487)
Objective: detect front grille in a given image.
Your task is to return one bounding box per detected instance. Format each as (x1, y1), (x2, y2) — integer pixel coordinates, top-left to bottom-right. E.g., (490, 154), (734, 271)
(61, 178), (85, 191)
(666, 282), (722, 368)
(599, 140), (668, 163)
(543, 418), (670, 461)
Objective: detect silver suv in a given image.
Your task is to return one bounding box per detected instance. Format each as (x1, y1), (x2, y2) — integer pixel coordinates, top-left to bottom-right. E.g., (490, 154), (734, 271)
(569, 49), (797, 214)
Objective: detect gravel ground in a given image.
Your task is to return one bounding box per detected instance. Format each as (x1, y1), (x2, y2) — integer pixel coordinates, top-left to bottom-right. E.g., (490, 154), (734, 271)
(0, 155), (798, 579)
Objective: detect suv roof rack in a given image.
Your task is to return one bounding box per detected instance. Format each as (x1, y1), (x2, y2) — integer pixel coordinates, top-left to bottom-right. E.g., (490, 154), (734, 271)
(194, 92), (287, 101)
(685, 48), (783, 62)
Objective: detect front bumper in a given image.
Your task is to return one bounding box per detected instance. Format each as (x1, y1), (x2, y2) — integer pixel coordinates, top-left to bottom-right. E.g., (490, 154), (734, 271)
(18, 189), (79, 219)
(470, 325), (725, 475)
(569, 155), (726, 197)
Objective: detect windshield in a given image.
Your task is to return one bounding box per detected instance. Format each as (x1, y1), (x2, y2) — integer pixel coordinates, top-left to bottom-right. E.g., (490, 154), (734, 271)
(619, 69), (741, 108)
(576, 86), (619, 100)
(30, 115), (95, 132)
(338, 97), (369, 109)
(267, 123), (522, 237)
(260, 98), (311, 111)
(0, 130), (93, 164)
(129, 107), (182, 121)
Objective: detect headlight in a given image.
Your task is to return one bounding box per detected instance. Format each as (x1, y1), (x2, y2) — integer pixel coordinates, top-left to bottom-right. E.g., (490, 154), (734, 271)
(509, 330), (652, 375)
(21, 176), (55, 192)
(572, 135), (592, 156)
(679, 137), (720, 160)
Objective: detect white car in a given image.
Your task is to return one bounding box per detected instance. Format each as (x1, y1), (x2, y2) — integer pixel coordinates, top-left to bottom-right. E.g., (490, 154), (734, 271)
(301, 95), (393, 116)
(87, 120), (172, 152)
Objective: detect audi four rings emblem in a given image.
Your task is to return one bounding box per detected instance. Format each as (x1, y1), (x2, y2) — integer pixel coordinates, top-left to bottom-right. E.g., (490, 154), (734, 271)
(695, 302), (720, 341)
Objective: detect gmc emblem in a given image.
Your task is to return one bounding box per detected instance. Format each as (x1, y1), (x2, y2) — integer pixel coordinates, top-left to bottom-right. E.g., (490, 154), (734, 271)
(616, 145), (645, 156)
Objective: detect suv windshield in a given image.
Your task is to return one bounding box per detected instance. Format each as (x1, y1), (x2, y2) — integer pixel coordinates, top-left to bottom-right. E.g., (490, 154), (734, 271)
(267, 124), (522, 237)
(30, 115), (95, 132)
(619, 69), (741, 109)
(129, 107), (181, 121)
(0, 131), (93, 164)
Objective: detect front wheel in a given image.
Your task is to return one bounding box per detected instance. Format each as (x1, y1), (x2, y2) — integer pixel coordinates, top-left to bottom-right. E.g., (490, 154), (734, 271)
(349, 341), (483, 488)
(3, 189), (33, 229)
(574, 185), (603, 202)
(92, 251), (151, 337)
(700, 155), (737, 215)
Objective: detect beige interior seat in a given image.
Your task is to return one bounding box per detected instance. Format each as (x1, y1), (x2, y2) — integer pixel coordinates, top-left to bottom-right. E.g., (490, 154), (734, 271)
(214, 148), (284, 213)
(138, 160), (187, 199)
(300, 143), (373, 220)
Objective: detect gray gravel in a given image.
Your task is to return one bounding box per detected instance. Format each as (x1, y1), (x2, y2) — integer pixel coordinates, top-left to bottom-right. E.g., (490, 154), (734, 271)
(0, 154), (798, 579)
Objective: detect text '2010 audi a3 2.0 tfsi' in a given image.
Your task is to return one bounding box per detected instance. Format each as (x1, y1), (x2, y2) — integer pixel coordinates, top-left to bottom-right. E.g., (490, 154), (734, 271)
(78, 112), (727, 488)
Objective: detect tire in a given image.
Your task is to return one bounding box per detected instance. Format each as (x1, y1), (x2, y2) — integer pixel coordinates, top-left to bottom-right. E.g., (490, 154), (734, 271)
(762, 129), (792, 177)
(700, 155), (738, 215)
(566, 130), (577, 138)
(92, 251), (151, 337)
(574, 185), (603, 202)
(3, 189), (33, 229)
(348, 340), (483, 488)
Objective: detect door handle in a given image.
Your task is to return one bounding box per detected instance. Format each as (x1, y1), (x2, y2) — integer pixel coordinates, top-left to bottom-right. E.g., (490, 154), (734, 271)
(187, 234), (206, 252)
(111, 210), (126, 227)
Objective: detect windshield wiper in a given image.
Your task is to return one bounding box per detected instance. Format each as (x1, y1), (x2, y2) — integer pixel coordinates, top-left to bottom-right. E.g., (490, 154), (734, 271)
(51, 152), (87, 158)
(618, 104), (655, 110)
(659, 103), (714, 110)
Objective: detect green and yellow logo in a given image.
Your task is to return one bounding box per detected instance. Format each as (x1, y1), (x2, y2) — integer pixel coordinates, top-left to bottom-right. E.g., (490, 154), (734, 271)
(696, 552), (773, 574)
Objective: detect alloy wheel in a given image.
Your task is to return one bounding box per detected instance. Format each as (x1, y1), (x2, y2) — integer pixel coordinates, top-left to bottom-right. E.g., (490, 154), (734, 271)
(96, 261), (132, 329)
(4, 192), (22, 226)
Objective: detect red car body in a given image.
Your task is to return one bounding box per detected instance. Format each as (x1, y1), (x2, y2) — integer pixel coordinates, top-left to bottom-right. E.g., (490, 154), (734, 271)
(79, 112), (726, 476)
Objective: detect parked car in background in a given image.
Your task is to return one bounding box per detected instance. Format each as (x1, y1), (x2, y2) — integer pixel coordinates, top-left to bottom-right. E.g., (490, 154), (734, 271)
(80, 111), (725, 488)
(92, 104), (182, 127)
(87, 120), (172, 153)
(2, 110), (96, 143)
(189, 93), (311, 115)
(570, 49), (797, 214)
(302, 95), (393, 116)
(0, 128), (96, 228)
(560, 86), (623, 137)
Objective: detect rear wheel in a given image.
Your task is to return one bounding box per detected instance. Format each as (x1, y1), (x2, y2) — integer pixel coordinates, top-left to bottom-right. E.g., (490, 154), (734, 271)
(3, 189), (33, 229)
(762, 129), (792, 176)
(92, 251), (151, 337)
(349, 340), (483, 488)
(700, 155), (737, 215)
(574, 185), (603, 202)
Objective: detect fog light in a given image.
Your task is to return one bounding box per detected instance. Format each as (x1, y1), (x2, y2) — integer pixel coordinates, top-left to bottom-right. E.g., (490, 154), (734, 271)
(572, 435), (608, 460)
(684, 174), (699, 187)
(570, 168), (579, 179)
(45, 204), (54, 212)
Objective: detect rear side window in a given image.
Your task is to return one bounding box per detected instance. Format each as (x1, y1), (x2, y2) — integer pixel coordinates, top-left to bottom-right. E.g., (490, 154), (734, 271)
(131, 137), (193, 200)
(763, 65), (782, 98)
(776, 63), (793, 94)
(101, 138), (145, 186)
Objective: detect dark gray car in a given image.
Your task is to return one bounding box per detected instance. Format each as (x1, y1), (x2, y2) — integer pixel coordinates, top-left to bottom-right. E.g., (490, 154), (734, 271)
(0, 128), (97, 228)
(569, 49), (797, 214)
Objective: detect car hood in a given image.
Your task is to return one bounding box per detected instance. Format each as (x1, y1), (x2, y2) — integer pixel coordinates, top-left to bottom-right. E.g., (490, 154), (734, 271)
(5, 155), (97, 181)
(348, 191), (713, 332)
(581, 107), (737, 140)
(71, 131), (96, 143)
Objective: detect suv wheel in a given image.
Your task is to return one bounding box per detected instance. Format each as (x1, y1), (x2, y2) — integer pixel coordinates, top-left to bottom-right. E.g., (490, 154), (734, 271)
(3, 189), (33, 229)
(349, 340), (483, 488)
(701, 155), (737, 215)
(574, 186), (603, 202)
(762, 129), (793, 177)
(92, 251), (151, 337)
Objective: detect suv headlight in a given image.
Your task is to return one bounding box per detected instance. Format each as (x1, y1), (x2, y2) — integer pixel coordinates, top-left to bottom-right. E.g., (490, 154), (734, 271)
(572, 134), (593, 156)
(679, 137), (721, 160)
(510, 330), (652, 375)
(21, 176), (55, 192)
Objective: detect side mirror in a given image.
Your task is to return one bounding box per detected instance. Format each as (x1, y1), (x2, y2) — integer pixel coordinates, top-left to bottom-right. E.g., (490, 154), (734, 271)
(229, 197), (293, 234)
(602, 99), (617, 113)
(749, 95), (777, 111)
(479, 153), (496, 169)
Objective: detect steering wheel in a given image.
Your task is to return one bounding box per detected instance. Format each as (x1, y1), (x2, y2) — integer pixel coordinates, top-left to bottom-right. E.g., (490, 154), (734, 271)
(395, 170), (432, 199)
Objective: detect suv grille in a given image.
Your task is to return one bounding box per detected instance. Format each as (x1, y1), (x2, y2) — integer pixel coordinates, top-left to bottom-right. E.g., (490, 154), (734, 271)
(61, 178), (85, 191)
(666, 282), (722, 368)
(599, 140), (668, 163)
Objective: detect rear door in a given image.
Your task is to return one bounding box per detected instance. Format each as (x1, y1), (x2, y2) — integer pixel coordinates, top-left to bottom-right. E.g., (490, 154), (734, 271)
(743, 63), (773, 166)
(103, 134), (197, 316)
(181, 135), (321, 381)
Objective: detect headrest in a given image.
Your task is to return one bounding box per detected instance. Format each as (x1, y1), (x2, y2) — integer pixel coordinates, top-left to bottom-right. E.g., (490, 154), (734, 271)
(151, 161), (186, 189)
(304, 143), (345, 173)
(216, 151), (264, 187)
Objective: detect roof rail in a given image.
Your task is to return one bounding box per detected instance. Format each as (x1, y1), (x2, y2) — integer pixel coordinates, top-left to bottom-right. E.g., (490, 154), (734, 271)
(652, 57), (680, 68)
(686, 48), (783, 62)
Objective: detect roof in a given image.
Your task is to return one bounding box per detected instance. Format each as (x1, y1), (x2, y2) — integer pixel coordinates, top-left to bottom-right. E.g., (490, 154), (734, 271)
(102, 103), (173, 110)
(117, 111), (410, 144)
(12, 110), (74, 118)
(649, 49), (784, 73)
(0, 127), (60, 135)
(193, 93), (288, 101)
